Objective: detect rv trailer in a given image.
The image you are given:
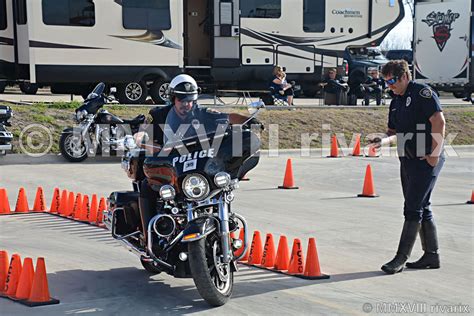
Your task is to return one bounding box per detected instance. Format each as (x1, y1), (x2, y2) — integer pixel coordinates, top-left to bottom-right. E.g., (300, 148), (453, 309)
(0, 0), (405, 103)
(413, 0), (472, 96)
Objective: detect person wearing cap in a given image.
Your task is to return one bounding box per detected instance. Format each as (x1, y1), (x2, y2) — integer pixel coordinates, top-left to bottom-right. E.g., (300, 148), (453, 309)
(369, 60), (445, 274)
(136, 74), (260, 241)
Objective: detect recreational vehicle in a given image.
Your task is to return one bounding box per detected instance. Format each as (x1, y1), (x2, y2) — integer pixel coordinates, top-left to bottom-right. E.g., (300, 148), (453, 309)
(413, 0), (472, 96)
(0, 0), (405, 104)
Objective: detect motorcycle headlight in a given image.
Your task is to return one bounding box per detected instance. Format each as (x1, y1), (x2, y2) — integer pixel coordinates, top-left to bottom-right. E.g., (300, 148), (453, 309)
(159, 185), (176, 201)
(214, 172), (231, 188)
(182, 174), (210, 201)
(76, 110), (87, 121)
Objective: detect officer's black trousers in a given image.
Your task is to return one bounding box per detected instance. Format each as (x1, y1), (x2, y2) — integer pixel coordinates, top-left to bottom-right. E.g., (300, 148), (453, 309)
(400, 156), (445, 222)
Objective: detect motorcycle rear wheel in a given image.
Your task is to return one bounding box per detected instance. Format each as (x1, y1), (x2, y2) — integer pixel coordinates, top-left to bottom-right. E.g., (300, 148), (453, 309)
(188, 236), (233, 307)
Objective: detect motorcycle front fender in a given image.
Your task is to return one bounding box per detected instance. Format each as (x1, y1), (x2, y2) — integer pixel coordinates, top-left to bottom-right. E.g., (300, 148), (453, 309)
(181, 215), (217, 243)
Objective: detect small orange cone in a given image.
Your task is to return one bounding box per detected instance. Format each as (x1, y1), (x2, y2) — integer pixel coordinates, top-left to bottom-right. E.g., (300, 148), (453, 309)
(76, 195), (90, 221)
(65, 191), (74, 217)
(247, 231), (263, 265)
(303, 238), (330, 280)
(32, 187), (46, 212)
(12, 257), (35, 300)
(20, 258), (59, 306)
(236, 229), (249, 261)
(351, 134), (363, 157)
(365, 144), (380, 157)
(260, 233), (276, 268)
(328, 134), (341, 158)
(467, 191), (474, 204)
(274, 235), (290, 271)
(278, 159), (299, 189)
(287, 239), (304, 275)
(0, 188), (11, 215)
(0, 250), (9, 294)
(88, 194), (98, 223)
(71, 193), (83, 219)
(15, 188), (30, 213)
(358, 164), (379, 198)
(3, 254), (22, 297)
(48, 188), (61, 213)
(58, 190), (68, 216)
(96, 197), (107, 226)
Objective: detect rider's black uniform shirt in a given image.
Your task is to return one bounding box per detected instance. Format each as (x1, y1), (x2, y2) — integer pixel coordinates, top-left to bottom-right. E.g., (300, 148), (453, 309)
(388, 81), (442, 159)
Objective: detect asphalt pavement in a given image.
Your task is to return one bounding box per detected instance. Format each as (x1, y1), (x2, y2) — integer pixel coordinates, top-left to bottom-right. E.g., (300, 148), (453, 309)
(0, 147), (472, 315)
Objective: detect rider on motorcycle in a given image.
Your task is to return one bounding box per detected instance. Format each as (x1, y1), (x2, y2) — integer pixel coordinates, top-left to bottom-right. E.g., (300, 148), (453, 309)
(136, 74), (259, 241)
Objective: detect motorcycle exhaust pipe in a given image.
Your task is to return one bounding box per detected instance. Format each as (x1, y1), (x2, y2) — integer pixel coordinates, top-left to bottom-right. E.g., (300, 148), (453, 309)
(147, 215), (174, 272)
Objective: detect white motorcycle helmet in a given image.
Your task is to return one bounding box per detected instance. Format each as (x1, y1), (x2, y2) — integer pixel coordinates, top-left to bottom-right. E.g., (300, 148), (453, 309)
(168, 74), (200, 103)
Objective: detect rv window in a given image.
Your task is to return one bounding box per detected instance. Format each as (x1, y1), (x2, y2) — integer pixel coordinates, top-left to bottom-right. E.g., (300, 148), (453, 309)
(16, 0), (27, 25)
(303, 0), (325, 33)
(122, 0), (171, 31)
(241, 0), (281, 19)
(42, 0), (95, 27)
(0, 0), (6, 30)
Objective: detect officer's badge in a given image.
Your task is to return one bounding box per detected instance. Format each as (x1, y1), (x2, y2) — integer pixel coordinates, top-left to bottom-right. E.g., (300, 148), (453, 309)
(420, 88), (433, 99)
(406, 96), (412, 107)
(191, 119), (200, 130)
(184, 83), (192, 92)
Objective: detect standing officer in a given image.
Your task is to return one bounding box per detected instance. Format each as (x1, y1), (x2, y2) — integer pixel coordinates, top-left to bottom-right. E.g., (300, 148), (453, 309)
(370, 60), (446, 274)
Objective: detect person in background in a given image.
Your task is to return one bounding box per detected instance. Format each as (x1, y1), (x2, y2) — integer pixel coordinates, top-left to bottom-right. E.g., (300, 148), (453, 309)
(323, 68), (349, 105)
(271, 65), (295, 105)
(362, 67), (385, 105)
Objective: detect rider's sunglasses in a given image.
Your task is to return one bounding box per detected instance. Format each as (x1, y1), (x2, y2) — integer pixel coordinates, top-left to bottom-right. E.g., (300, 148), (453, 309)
(385, 76), (399, 85)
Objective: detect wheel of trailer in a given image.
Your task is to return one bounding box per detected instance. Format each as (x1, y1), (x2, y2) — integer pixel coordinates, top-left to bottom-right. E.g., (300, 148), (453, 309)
(149, 79), (170, 104)
(19, 82), (38, 95)
(140, 257), (162, 275)
(0, 81), (5, 94)
(117, 81), (147, 104)
(453, 92), (464, 99)
(188, 234), (233, 306)
(59, 132), (88, 162)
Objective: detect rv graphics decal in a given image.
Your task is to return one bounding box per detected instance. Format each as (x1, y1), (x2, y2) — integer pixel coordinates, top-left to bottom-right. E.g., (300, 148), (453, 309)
(422, 10), (460, 52)
(112, 31), (182, 50)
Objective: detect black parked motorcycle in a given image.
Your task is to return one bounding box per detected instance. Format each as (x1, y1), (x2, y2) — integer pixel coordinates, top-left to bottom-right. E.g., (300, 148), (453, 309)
(59, 83), (145, 162)
(103, 102), (264, 306)
(0, 106), (13, 156)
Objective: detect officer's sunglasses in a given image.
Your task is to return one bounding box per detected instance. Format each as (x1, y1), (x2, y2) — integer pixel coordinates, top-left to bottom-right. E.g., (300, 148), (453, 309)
(385, 76), (399, 85)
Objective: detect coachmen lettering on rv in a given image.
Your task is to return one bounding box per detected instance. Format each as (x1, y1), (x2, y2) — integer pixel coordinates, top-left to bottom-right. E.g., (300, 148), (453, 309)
(0, 0), (404, 103)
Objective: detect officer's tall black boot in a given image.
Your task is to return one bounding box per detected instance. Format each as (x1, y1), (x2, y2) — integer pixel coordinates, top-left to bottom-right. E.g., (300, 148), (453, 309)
(406, 219), (440, 269)
(381, 220), (421, 274)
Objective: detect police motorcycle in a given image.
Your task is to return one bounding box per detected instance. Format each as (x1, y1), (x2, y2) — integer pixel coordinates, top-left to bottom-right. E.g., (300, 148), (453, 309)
(59, 82), (145, 162)
(103, 102), (264, 306)
(0, 105), (13, 156)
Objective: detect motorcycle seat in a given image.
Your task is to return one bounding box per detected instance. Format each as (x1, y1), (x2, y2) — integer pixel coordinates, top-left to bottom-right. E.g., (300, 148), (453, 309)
(123, 114), (146, 126)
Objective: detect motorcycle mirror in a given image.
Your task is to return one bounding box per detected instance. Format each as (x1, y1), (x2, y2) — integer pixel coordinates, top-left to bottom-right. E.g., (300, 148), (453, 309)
(247, 100), (265, 115)
(110, 87), (117, 94)
(123, 135), (137, 150)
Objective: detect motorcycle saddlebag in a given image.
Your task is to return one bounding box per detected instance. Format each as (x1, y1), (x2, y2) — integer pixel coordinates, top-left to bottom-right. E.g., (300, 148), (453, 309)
(108, 191), (141, 235)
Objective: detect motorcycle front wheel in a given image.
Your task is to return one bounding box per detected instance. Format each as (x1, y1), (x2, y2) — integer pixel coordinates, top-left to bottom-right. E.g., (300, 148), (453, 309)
(59, 132), (88, 162)
(188, 235), (233, 306)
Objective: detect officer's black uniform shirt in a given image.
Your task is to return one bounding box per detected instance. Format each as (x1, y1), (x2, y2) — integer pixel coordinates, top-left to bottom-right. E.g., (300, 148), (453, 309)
(388, 81), (442, 159)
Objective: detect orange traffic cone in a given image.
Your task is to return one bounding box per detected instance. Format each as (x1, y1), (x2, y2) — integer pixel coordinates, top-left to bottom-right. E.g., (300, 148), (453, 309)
(48, 188), (61, 214)
(71, 193), (83, 219)
(11, 257), (35, 300)
(3, 254), (22, 297)
(278, 159), (299, 189)
(287, 239), (304, 275)
(76, 195), (90, 221)
(236, 229), (249, 261)
(58, 190), (68, 216)
(351, 134), (363, 157)
(274, 235), (290, 271)
(15, 188), (29, 213)
(365, 144), (380, 157)
(0, 188), (11, 215)
(467, 191), (474, 204)
(64, 191), (74, 217)
(20, 258), (59, 306)
(96, 197), (107, 226)
(303, 238), (330, 280)
(88, 194), (98, 223)
(247, 231), (263, 265)
(328, 134), (341, 158)
(260, 233), (276, 268)
(32, 187), (46, 212)
(358, 164), (379, 198)
(0, 250), (9, 294)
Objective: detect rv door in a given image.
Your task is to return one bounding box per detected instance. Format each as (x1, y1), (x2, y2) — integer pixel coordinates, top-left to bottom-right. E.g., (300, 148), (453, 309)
(0, 0), (15, 80)
(414, 0), (471, 86)
(212, 0), (240, 67)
